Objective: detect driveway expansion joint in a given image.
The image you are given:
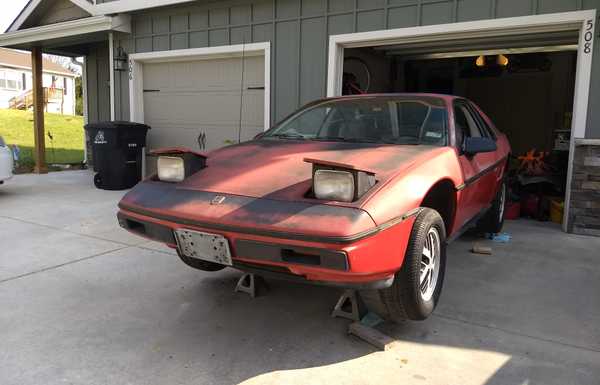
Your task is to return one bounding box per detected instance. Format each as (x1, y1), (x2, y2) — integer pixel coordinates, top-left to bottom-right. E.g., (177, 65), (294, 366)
(434, 312), (600, 354)
(0, 246), (131, 285)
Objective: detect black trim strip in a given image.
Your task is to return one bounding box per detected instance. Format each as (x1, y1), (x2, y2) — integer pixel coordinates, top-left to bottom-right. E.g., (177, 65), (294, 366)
(118, 203), (421, 244)
(233, 262), (395, 290)
(236, 240), (349, 271)
(447, 204), (491, 243)
(456, 156), (507, 191)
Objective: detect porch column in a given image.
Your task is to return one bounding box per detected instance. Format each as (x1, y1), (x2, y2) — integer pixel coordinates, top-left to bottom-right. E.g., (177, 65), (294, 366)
(31, 46), (47, 174)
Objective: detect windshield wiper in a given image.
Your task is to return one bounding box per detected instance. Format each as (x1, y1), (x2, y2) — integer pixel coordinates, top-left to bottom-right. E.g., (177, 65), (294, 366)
(312, 136), (381, 144)
(268, 133), (307, 140)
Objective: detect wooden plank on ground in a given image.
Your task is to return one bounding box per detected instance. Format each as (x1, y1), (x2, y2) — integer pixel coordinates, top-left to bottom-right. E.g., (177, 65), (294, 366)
(348, 322), (399, 351)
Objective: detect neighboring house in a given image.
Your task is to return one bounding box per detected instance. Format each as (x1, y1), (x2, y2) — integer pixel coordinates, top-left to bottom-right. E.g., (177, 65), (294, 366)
(0, 0), (599, 235)
(0, 48), (77, 115)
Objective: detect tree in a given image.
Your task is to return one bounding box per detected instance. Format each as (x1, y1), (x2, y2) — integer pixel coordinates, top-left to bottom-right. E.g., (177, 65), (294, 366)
(75, 76), (83, 116)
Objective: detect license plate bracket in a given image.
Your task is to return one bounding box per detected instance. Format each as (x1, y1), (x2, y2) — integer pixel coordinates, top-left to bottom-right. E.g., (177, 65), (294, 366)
(174, 229), (232, 266)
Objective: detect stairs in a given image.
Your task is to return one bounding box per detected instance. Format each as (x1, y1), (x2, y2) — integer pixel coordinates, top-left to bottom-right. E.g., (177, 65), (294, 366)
(9, 87), (65, 112)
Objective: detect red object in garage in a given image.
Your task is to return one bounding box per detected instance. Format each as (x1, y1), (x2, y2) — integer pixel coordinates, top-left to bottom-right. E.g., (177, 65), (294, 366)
(504, 201), (521, 220)
(521, 193), (540, 218)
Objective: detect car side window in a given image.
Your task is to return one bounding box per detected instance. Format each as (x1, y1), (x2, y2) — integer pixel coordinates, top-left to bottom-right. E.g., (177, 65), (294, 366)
(453, 103), (482, 149)
(467, 103), (496, 140)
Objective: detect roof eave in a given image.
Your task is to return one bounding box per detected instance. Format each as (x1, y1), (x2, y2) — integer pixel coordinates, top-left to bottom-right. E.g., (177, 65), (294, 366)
(0, 15), (131, 49)
(0, 62), (76, 77)
(93, 0), (196, 15)
(7, 0), (97, 33)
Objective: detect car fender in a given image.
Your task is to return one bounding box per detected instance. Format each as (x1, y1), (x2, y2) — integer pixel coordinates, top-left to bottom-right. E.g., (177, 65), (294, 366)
(360, 147), (463, 228)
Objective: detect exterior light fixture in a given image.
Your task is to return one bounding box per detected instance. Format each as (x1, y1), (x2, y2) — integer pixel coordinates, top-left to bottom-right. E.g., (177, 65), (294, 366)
(475, 55), (486, 67)
(113, 46), (129, 72)
(497, 54), (509, 67)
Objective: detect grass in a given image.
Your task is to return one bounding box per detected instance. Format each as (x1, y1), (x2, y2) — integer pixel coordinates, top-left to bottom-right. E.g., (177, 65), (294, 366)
(0, 109), (85, 169)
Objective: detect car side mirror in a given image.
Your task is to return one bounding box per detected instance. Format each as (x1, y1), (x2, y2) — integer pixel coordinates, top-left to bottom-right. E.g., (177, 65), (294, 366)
(463, 137), (497, 155)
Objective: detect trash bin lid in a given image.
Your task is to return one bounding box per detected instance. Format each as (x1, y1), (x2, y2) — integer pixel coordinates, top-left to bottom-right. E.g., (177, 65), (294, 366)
(84, 121), (151, 131)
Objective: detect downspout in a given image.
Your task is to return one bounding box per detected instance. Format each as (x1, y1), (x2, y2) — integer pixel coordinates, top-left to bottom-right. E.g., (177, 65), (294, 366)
(109, 32), (116, 121)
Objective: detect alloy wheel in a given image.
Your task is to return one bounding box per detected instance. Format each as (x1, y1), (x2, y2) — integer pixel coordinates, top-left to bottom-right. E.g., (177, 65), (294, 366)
(420, 227), (441, 301)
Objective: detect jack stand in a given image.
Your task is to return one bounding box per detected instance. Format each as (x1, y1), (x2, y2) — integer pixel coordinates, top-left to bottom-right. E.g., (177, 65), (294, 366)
(331, 289), (367, 321)
(235, 273), (268, 298)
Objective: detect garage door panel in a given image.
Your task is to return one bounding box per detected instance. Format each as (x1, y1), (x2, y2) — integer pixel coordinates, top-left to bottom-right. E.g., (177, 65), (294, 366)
(147, 123), (264, 150)
(144, 56), (264, 91)
(144, 91), (263, 128)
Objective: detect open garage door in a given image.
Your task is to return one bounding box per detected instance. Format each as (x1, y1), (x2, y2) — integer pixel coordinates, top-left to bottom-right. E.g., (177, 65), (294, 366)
(327, 11), (596, 230)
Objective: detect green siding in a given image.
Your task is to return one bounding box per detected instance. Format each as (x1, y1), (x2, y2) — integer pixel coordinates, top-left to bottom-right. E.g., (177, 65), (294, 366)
(109, 0), (600, 138)
(86, 42), (111, 124)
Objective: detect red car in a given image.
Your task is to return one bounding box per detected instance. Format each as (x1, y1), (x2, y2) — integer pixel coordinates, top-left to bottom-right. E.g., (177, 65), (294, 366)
(117, 94), (510, 322)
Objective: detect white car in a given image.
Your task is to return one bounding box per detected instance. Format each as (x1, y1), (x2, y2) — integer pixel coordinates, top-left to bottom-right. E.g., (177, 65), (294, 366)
(0, 135), (14, 184)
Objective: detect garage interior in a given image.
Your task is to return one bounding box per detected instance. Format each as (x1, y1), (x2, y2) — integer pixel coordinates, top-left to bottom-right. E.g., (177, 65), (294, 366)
(343, 31), (578, 226)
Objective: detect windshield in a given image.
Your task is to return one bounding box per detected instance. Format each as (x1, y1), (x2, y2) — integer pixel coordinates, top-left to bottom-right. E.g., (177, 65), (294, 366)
(265, 98), (448, 145)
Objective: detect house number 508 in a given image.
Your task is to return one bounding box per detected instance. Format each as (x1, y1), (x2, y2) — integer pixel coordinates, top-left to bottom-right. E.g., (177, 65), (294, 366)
(584, 20), (594, 54)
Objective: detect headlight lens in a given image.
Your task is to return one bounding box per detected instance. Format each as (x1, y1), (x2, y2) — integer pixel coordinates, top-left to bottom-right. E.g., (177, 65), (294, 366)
(157, 156), (185, 182)
(314, 169), (355, 202)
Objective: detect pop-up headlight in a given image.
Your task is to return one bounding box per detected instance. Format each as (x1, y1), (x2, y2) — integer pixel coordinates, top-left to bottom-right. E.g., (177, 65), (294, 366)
(151, 148), (207, 183)
(306, 158), (376, 202)
(157, 156), (185, 182)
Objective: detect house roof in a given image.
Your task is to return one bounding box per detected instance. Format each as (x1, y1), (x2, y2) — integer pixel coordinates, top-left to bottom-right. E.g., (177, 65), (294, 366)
(0, 47), (76, 77)
(7, 0), (194, 33)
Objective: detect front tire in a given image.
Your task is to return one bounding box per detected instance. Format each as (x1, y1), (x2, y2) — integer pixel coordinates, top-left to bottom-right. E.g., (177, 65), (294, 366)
(360, 208), (447, 322)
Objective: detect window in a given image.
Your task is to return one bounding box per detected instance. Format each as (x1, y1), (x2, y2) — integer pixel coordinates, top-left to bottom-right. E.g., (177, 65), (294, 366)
(454, 103), (484, 148)
(0, 70), (23, 90)
(454, 103), (482, 138)
(267, 98), (448, 146)
(63, 77), (68, 95)
(467, 102), (496, 140)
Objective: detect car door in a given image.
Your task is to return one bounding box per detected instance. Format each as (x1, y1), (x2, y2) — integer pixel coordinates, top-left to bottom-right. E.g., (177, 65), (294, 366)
(466, 101), (505, 203)
(452, 100), (499, 229)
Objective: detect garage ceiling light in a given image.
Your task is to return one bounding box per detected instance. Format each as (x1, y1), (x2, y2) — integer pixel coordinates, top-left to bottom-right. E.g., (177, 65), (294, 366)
(475, 55), (486, 67)
(497, 54), (509, 67)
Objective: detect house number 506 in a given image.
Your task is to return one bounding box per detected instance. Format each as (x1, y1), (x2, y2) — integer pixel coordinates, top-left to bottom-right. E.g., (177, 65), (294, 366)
(584, 20), (594, 54)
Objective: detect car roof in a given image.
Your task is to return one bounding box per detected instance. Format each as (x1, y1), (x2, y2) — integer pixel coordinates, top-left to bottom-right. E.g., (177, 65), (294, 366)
(316, 93), (458, 107)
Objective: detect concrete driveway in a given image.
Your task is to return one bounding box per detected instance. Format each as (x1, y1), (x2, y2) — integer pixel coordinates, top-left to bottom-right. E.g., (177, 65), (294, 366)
(1, 170), (599, 385)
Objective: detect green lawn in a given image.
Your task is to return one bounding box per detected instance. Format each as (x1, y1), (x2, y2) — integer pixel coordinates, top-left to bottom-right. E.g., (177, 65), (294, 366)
(0, 109), (84, 168)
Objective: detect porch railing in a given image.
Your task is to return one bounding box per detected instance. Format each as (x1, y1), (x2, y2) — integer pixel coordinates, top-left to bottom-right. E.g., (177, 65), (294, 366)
(9, 87), (65, 112)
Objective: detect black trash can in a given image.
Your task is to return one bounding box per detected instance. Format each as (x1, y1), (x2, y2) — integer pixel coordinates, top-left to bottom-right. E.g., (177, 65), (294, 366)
(84, 121), (150, 190)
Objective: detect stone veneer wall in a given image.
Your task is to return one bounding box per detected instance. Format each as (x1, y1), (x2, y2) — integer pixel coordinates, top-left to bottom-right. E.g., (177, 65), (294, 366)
(569, 139), (600, 236)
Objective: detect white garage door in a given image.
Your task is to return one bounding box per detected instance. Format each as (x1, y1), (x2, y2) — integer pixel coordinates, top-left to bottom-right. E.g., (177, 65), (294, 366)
(142, 54), (265, 153)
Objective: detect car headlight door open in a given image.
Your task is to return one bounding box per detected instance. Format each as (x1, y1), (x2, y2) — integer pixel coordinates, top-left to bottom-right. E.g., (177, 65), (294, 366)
(157, 156), (185, 182)
(151, 148), (207, 183)
(314, 169), (355, 202)
(307, 158), (376, 202)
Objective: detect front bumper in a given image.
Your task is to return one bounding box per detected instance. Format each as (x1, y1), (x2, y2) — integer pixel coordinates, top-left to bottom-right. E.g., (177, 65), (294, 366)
(117, 207), (416, 289)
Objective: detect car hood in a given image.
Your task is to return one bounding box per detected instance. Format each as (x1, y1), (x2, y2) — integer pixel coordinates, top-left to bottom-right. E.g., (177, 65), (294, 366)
(178, 139), (441, 201)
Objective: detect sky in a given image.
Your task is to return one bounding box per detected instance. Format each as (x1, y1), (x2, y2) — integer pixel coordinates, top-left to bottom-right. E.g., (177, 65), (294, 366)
(0, 0), (30, 32)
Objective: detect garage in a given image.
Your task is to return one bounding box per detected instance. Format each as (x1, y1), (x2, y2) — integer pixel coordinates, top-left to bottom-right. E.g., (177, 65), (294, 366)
(327, 12), (595, 230)
(128, 43), (271, 153)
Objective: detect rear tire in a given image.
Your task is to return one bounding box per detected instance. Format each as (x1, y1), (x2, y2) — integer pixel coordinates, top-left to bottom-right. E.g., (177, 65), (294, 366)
(477, 182), (506, 234)
(360, 208), (447, 322)
(176, 250), (226, 272)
